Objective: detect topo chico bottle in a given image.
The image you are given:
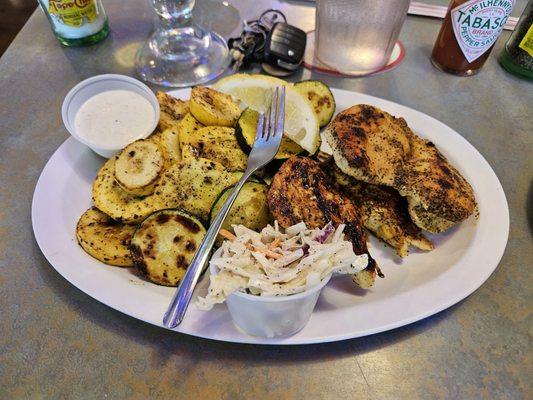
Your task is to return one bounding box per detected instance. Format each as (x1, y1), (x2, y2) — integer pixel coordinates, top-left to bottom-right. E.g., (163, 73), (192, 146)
(38, 0), (109, 47)
(431, 0), (516, 75)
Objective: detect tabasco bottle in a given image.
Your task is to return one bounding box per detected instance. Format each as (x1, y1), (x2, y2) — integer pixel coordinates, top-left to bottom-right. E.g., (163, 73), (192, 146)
(431, 0), (516, 75)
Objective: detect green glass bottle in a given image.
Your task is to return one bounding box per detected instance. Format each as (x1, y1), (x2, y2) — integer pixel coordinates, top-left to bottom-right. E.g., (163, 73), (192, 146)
(38, 0), (109, 47)
(500, 0), (533, 80)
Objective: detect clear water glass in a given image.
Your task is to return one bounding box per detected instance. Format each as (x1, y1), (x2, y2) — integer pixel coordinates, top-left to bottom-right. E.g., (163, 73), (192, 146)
(136, 0), (230, 87)
(315, 0), (410, 75)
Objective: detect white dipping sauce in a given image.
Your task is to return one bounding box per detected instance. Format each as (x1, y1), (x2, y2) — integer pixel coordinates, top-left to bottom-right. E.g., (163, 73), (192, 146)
(74, 90), (155, 148)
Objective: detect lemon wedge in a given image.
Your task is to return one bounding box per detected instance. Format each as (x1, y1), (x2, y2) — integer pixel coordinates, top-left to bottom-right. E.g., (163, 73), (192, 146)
(214, 74), (320, 154)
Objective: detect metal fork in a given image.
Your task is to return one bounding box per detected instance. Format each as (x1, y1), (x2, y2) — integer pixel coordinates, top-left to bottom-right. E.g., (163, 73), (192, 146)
(163, 86), (286, 329)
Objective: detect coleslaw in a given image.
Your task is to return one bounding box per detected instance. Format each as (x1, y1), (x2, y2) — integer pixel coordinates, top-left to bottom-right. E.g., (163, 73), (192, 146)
(197, 221), (368, 310)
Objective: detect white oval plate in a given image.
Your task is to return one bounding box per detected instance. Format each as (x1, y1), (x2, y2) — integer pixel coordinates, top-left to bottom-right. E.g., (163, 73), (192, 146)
(32, 88), (509, 345)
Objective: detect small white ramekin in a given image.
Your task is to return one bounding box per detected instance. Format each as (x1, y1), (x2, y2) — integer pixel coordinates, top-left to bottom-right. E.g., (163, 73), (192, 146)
(61, 74), (160, 158)
(209, 248), (331, 338)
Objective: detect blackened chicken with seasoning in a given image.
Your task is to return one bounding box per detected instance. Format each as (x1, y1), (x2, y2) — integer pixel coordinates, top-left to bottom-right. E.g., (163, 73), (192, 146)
(327, 160), (433, 257)
(395, 133), (476, 233)
(267, 156), (381, 289)
(324, 104), (476, 233)
(324, 104), (412, 187)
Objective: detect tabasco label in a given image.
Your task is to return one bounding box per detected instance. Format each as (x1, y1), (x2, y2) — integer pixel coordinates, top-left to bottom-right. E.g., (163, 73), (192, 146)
(48, 0), (98, 27)
(451, 0), (515, 62)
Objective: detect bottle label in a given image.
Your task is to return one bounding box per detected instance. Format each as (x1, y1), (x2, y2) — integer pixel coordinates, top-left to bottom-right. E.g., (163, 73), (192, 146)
(451, 0), (515, 63)
(48, 0), (98, 28)
(518, 23), (533, 57)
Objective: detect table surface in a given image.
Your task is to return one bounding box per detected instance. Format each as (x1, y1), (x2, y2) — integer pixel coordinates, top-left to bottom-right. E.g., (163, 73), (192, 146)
(1, 0), (531, 399)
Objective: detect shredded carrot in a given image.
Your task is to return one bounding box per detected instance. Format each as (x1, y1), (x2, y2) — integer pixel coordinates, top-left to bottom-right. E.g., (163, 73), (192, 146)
(268, 238), (281, 250)
(219, 229), (237, 241)
(218, 229), (282, 259)
(257, 247), (282, 259)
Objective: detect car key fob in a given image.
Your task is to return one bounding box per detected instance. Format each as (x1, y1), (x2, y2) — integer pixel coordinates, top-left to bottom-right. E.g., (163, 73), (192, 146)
(264, 22), (306, 72)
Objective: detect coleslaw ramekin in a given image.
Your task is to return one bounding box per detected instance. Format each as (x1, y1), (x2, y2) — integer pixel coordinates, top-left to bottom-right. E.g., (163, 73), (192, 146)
(208, 248), (331, 338)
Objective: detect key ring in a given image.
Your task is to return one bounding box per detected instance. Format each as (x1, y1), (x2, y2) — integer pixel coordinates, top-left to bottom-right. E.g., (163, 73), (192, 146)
(258, 9), (287, 31)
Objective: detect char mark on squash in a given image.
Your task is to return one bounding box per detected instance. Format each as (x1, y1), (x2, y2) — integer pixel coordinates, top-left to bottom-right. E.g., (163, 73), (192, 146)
(130, 244), (147, 276)
(174, 215), (201, 233)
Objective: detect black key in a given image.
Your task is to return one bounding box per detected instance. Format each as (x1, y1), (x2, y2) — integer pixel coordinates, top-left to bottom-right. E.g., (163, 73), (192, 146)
(264, 22), (306, 71)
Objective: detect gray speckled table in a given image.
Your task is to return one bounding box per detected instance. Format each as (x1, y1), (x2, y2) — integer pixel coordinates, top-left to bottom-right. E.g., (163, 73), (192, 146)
(1, 1), (532, 399)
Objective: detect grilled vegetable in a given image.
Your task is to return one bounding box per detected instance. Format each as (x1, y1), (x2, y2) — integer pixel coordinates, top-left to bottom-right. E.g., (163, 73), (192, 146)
(181, 126), (248, 171)
(294, 80), (335, 127)
(93, 158), (164, 224)
(190, 86), (242, 127)
(156, 91), (190, 131)
(114, 140), (165, 197)
(236, 108), (304, 161)
(177, 113), (204, 153)
(209, 182), (272, 237)
(158, 127), (181, 165)
(76, 208), (136, 267)
(214, 74), (320, 154)
(154, 157), (241, 222)
(130, 209), (206, 286)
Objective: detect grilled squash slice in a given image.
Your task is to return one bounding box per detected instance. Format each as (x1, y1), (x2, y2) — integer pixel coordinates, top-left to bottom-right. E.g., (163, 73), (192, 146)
(209, 182), (272, 236)
(156, 91), (190, 131)
(190, 86), (242, 127)
(114, 140), (165, 197)
(154, 157), (241, 222)
(158, 127), (181, 165)
(181, 126), (248, 171)
(76, 208), (136, 267)
(178, 113), (204, 150)
(236, 108), (304, 161)
(93, 158), (164, 224)
(130, 209), (206, 286)
(294, 80), (335, 127)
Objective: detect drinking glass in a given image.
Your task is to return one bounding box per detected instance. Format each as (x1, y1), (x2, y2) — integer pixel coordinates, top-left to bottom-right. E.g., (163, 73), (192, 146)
(136, 0), (230, 87)
(315, 0), (410, 75)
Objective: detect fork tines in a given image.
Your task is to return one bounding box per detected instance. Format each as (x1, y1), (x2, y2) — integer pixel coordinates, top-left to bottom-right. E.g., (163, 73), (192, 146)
(258, 86), (285, 141)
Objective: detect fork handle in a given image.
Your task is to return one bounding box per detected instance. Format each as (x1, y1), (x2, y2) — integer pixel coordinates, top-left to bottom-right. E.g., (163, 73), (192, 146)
(163, 168), (256, 329)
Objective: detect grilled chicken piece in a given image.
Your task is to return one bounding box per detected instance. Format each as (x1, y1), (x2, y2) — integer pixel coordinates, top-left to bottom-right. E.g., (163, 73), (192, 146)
(267, 156), (380, 288)
(324, 104), (411, 187)
(396, 134), (476, 233)
(328, 161), (433, 257)
(324, 105), (476, 233)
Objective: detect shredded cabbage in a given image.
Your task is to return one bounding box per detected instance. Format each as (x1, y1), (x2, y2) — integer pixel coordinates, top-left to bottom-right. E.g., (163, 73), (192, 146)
(196, 221), (368, 310)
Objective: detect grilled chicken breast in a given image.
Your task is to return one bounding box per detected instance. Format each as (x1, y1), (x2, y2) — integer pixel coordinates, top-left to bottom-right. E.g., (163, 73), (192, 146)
(324, 104), (411, 187)
(324, 105), (476, 233)
(396, 134), (476, 233)
(267, 156), (380, 288)
(328, 161), (433, 257)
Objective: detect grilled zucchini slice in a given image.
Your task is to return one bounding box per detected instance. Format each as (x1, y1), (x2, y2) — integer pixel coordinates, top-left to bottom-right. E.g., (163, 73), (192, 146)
(154, 157), (241, 222)
(236, 108), (304, 160)
(93, 158), (164, 224)
(209, 182), (272, 236)
(181, 126), (248, 171)
(190, 86), (242, 127)
(130, 209), (206, 286)
(294, 80), (335, 127)
(156, 91), (190, 131)
(114, 140), (165, 197)
(76, 208), (136, 267)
